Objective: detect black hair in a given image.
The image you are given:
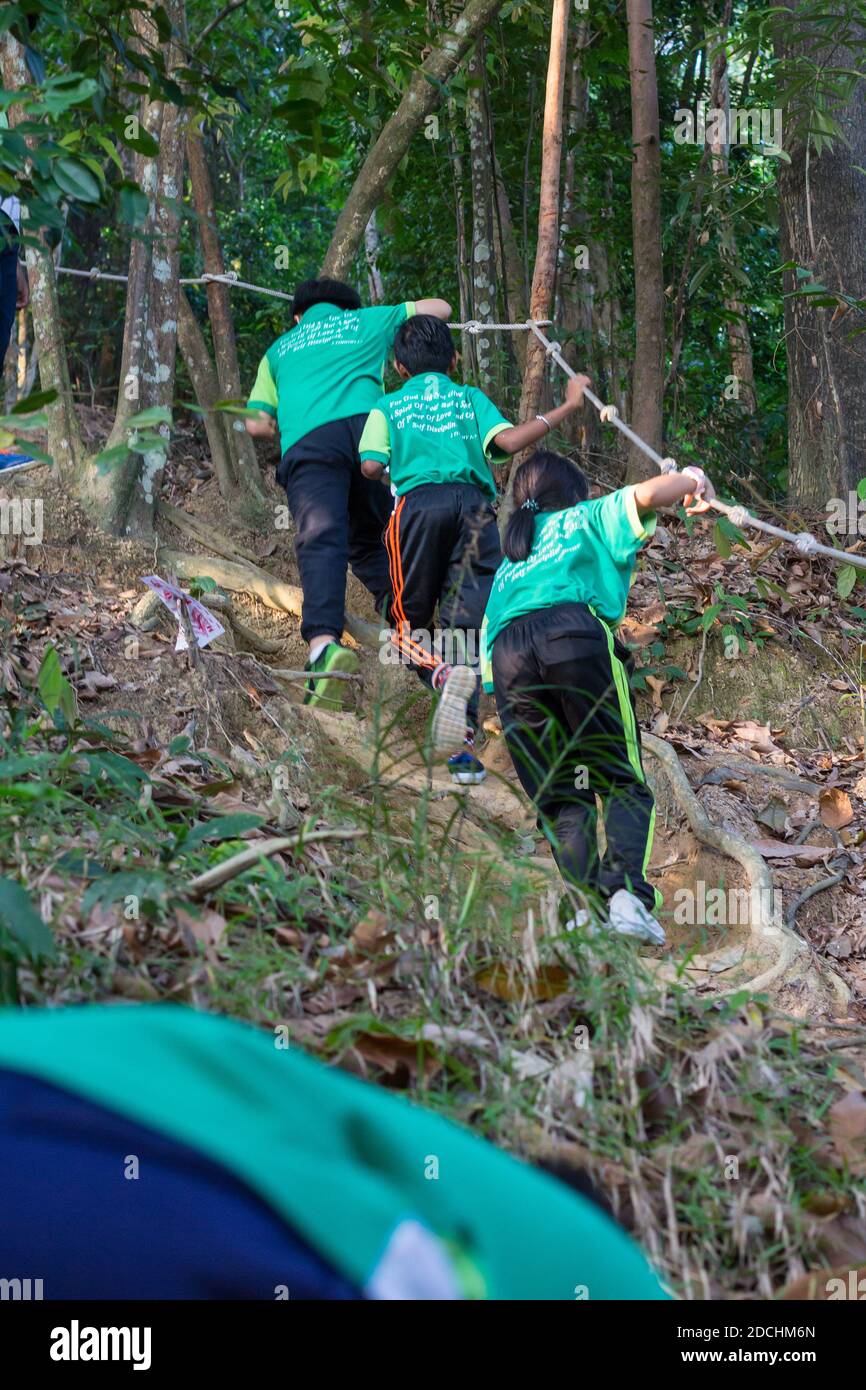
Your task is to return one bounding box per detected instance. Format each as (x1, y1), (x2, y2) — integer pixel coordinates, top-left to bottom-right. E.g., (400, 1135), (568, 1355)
(503, 450), (589, 563)
(291, 278), (361, 319)
(393, 314), (456, 376)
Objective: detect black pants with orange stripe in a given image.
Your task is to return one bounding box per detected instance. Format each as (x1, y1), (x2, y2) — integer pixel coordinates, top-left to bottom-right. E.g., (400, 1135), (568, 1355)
(385, 482), (502, 729)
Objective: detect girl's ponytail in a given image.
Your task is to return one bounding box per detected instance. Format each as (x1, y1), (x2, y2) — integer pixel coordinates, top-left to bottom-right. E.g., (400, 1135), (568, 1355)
(504, 450), (589, 563)
(503, 499), (539, 562)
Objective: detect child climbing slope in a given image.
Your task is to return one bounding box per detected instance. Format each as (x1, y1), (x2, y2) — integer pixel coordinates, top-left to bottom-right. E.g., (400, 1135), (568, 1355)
(359, 314), (590, 783)
(482, 449), (715, 943)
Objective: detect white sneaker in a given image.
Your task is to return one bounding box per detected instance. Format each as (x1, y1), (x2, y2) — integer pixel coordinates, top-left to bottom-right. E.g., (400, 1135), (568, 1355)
(432, 665), (477, 753)
(563, 908), (592, 933)
(606, 889), (666, 946)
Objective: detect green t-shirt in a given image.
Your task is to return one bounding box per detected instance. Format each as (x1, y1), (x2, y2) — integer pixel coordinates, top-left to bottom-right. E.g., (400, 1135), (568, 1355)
(248, 301), (416, 455)
(0, 1003), (667, 1301)
(482, 487), (656, 663)
(358, 372), (511, 500)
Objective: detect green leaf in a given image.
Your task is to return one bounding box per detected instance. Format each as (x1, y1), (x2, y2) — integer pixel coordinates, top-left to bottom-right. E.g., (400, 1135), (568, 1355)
(82, 871), (169, 917)
(857, 478), (866, 502)
(36, 644), (77, 724)
(688, 261), (714, 299)
(837, 564), (857, 600)
(11, 388), (57, 415)
(0, 876), (56, 961)
(125, 406), (172, 429)
(52, 156), (102, 203)
(181, 814), (264, 850)
(713, 521), (732, 559)
(701, 603), (722, 631)
(119, 181), (149, 226)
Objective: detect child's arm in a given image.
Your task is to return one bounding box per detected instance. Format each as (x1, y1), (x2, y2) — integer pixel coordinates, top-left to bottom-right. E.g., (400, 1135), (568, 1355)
(492, 374), (590, 456)
(414, 297), (452, 320)
(633, 466), (715, 516)
(359, 407), (391, 480)
(244, 411), (277, 440)
(361, 458), (386, 480)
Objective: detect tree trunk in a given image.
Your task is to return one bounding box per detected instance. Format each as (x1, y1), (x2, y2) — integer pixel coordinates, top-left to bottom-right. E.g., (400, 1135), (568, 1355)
(556, 24), (599, 461)
(0, 32), (87, 481)
(777, 4), (866, 505)
(320, 0), (506, 279)
(177, 290), (238, 499)
(186, 118), (266, 501)
(466, 41), (498, 388)
(363, 210), (385, 303)
(493, 154), (527, 376)
(625, 0), (665, 479)
(707, 8), (757, 415)
(516, 0), (571, 428)
(447, 100), (474, 373)
(89, 0), (187, 537)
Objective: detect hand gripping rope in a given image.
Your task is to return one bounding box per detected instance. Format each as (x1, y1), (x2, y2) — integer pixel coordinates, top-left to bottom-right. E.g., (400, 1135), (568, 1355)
(525, 319), (866, 574)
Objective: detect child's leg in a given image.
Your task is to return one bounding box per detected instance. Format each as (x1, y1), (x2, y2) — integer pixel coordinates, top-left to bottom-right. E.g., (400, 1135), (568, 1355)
(346, 428), (394, 617)
(492, 615), (601, 894)
(439, 488), (502, 731)
(552, 620), (657, 911)
(587, 634), (658, 910)
(384, 486), (450, 683)
(282, 448), (352, 645)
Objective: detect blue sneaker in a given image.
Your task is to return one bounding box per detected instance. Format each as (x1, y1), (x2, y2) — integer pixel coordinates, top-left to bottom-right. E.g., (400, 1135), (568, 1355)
(448, 749), (486, 786)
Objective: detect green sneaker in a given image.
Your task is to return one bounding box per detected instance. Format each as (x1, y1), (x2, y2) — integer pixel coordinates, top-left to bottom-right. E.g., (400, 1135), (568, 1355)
(302, 642), (359, 711)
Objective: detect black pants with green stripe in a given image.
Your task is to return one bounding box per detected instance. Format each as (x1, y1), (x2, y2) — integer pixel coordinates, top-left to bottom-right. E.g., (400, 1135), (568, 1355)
(491, 602), (657, 909)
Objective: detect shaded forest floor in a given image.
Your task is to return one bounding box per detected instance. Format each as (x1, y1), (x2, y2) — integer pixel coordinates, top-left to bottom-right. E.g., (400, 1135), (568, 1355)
(2, 408), (866, 1300)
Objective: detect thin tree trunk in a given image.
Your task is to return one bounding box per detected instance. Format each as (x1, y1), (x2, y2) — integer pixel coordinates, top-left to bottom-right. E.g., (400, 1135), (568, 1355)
(177, 289), (237, 498)
(626, 0), (665, 479)
(321, 0), (506, 278)
(777, 4), (866, 505)
(186, 118), (267, 500)
(556, 24), (599, 460)
(0, 32), (86, 481)
(91, 0), (187, 537)
(516, 0), (571, 429)
(707, 7), (757, 415)
(448, 101), (474, 374)
(467, 40), (497, 388)
(363, 210), (385, 303)
(493, 154), (528, 375)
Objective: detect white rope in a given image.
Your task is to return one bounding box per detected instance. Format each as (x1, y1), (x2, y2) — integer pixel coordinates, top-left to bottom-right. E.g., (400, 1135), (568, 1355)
(525, 319), (866, 574)
(45, 267), (866, 574)
(54, 267), (550, 330)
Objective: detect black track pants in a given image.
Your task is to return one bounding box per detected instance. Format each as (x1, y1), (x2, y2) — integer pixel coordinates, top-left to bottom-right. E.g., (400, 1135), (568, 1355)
(491, 601), (657, 908)
(280, 414), (393, 642)
(384, 482), (502, 728)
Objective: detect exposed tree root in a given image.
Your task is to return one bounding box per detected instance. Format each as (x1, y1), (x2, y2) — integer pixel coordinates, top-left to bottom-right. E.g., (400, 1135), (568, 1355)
(642, 732), (849, 1014)
(158, 548), (382, 650)
(158, 499), (263, 567)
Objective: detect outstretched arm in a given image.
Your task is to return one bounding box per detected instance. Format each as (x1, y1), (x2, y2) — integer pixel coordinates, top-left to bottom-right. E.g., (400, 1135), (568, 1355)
(493, 373), (590, 456)
(244, 410), (276, 440)
(414, 297), (452, 320)
(633, 466), (715, 516)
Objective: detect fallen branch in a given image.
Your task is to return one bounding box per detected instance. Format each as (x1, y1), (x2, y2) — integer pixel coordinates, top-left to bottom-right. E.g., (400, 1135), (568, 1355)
(159, 548), (382, 651)
(187, 826), (366, 898)
(271, 666), (362, 683)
